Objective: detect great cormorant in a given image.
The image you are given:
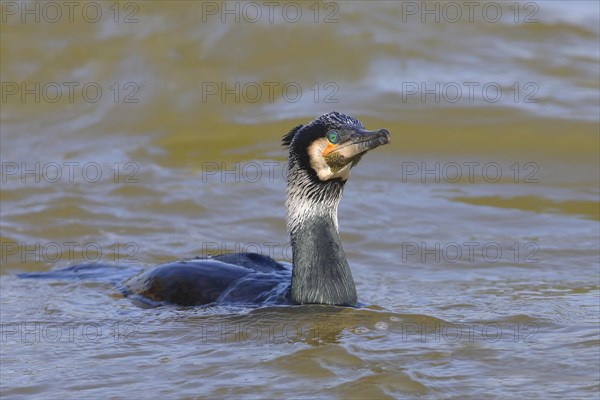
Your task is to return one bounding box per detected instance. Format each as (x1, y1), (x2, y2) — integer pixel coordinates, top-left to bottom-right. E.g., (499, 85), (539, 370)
(22, 112), (391, 307)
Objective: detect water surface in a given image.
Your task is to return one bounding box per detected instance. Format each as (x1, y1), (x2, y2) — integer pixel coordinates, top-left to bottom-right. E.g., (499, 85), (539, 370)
(1, 1), (599, 399)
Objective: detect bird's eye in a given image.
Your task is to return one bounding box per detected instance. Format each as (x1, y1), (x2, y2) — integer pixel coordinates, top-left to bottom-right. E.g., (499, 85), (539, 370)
(327, 130), (339, 144)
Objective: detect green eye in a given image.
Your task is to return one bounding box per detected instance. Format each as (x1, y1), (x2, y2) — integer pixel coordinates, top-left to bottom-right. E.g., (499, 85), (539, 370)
(327, 130), (339, 144)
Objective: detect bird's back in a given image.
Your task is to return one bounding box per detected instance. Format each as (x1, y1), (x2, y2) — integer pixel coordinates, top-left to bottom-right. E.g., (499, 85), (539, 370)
(123, 253), (292, 306)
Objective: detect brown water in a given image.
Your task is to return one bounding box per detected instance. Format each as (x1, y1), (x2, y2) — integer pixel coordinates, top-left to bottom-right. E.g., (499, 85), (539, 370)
(1, 1), (599, 399)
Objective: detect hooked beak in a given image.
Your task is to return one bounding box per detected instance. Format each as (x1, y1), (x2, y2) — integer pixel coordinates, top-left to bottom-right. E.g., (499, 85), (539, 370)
(324, 128), (391, 162)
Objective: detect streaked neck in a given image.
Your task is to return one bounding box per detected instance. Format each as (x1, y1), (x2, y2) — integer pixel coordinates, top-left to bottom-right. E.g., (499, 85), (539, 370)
(285, 167), (357, 306)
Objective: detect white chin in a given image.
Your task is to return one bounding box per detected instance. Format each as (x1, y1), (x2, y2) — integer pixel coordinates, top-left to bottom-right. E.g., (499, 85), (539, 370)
(316, 163), (352, 181)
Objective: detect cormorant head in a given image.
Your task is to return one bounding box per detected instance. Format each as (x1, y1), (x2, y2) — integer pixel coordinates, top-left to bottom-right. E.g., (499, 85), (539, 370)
(283, 112), (391, 183)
